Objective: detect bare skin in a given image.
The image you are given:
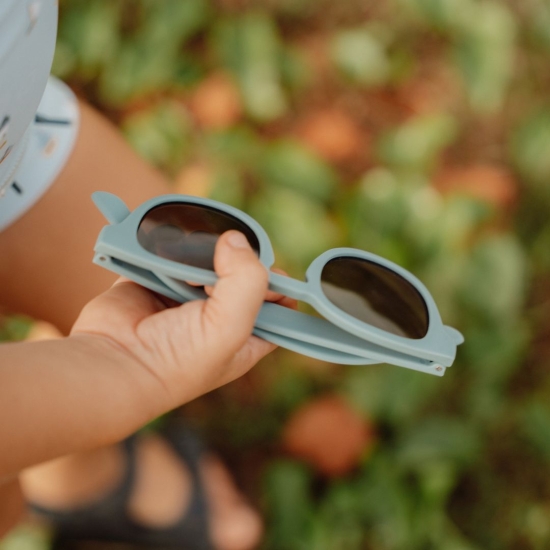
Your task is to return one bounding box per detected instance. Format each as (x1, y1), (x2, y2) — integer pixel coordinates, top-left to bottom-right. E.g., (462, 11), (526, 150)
(0, 102), (285, 549)
(0, 480), (25, 536)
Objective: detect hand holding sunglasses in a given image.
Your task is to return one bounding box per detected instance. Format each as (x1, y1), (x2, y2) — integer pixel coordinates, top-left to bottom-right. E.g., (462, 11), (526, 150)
(92, 192), (463, 377)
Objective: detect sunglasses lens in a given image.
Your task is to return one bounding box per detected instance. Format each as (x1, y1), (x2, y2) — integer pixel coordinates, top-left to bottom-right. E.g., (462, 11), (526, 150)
(320, 257), (429, 339)
(137, 203), (260, 270)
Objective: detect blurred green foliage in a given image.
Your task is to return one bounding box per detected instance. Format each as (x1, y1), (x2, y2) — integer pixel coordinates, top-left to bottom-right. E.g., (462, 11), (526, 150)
(0, 315), (33, 343)
(7, 0), (550, 548)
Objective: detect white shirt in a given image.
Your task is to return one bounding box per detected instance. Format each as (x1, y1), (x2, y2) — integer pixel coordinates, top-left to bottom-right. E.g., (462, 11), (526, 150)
(0, 1), (79, 232)
(0, 0), (58, 193)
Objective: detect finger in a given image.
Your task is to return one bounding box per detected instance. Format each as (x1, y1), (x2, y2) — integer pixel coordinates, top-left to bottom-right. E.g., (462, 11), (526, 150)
(272, 295), (298, 309)
(212, 335), (278, 390)
(183, 280), (204, 287)
(113, 276), (131, 285)
(205, 265), (297, 306)
(72, 279), (168, 336)
(202, 284), (297, 311)
(107, 279), (170, 313)
(265, 267), (293, 303)
(201, 231), (268, 355)
(112, 276), (182, 309)
(203, 285), (214, 297)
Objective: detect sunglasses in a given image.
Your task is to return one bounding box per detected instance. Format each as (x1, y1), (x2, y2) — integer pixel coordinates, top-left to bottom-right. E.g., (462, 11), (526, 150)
(92, 192), (463, 376)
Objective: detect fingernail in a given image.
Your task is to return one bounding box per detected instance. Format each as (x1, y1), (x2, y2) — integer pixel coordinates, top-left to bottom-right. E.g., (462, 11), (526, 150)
(227, 231), (250, 249)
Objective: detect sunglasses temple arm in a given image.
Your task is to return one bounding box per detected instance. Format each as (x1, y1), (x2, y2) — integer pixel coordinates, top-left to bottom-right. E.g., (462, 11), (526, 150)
(446, 326), (464, 345)
(93, 253), (185, 302)
(92, 192), (131, 225)
(252, 327), (379, 365)
(93, 254), (375, 364)
(92, 254), (447, 375)
(268, 272), (311, 302)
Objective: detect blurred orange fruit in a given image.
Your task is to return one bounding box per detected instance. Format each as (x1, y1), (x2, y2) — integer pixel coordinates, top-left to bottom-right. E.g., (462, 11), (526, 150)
(434, 164), (518, 208)
(296, 109), (365, 163)
(282, 394), (375, 477)
(174, 163), (213, 197)
(190, 72), (242, 130)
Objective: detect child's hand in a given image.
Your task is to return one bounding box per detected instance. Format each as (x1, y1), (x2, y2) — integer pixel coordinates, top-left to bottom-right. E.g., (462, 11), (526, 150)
(71, 231), (292, 412)
(0, 231), (295, 478)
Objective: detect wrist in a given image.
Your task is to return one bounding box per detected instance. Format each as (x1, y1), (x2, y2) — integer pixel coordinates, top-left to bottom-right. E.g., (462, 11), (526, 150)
(65, 333), (174, 430)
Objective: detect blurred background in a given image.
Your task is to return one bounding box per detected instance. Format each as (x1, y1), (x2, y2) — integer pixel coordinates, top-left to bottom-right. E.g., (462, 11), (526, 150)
(4, 0), (550, 548)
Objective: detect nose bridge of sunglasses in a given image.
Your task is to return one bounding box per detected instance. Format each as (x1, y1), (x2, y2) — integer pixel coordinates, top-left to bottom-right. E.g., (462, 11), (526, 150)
(92, 192), (131, 224)
(268, 271), (311, 302)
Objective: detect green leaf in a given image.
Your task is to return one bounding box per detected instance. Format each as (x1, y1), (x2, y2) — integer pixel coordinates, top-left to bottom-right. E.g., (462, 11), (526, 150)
(264, 460), (315, 550)
(122, 102), (191, 172)
(99, 44), (175, 105)
(331, 27), (391, 87)
(343, 169), (465, 268)
(430, 196), (493, 253)
(529, 4), (550, 52)
(0, 316), (33, 342)
(204, 126), (264, 170)
(137, 0), (210, 49)
(55, 0), (122, 80)
(457, 234), (527, 323)
(342, 365), (440, 426)
(0, 524), (50, 550)
(249, 187), (341, 270)
(172, 55), (205, 89)
(511, 108), (550, 189)
(395, 0), (476, 31)
(460, 324), (529, 422)
(280, 47), (312, 92)
(377, 113), (458, 171)
(314, 482), (365, 550)
(453, 2), (516, 113)
(212, 14), (288, 121)
(397, 0), (516, 113)
(357, 455), (415, 547)
(530, 222), (550, 272)
(209, 169), (246, 210)
(260, 140), (338, 202)
(461, 321), (529, 377)
(522, 504), (550, 546)
(416, 460), (459, 505)
(343, 169), (413, 263)
(520, 402), (550, 462)
(98, 0), (210, 105)
(396, 417), (480, 467)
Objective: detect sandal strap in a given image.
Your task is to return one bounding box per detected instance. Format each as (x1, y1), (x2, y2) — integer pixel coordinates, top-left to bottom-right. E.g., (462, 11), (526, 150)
(29, 436), (140, 540)
(29, 428), (214, 550)
(154, 422), (212, 550)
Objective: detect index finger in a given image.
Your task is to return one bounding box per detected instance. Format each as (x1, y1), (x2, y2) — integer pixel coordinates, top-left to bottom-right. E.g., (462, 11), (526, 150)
(202, 267), (298, 309)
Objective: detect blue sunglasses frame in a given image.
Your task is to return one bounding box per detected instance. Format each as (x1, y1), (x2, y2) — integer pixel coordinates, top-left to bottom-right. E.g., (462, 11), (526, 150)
(92, 192), (463, 376)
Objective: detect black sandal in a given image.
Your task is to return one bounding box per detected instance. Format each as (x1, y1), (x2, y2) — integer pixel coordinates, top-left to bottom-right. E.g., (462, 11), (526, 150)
(30, 423), (213, 550)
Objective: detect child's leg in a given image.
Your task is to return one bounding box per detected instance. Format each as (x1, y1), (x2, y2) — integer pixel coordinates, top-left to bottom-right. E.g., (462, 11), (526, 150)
(0, 480), (25, 537)
(0, 100), (165, 333)
(0, 102), (262, 550)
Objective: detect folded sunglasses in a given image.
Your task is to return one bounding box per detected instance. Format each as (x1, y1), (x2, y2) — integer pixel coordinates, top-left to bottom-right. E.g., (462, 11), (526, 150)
(92, 192), (463, 376)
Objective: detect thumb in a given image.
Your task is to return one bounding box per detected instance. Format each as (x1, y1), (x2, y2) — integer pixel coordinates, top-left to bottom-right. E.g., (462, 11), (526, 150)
(201, 230), (268, 354)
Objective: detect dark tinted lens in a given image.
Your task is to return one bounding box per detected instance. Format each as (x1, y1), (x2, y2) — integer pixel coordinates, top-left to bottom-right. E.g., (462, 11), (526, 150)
(137, 203), (260, 270)
(320, 257), (429, 339)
